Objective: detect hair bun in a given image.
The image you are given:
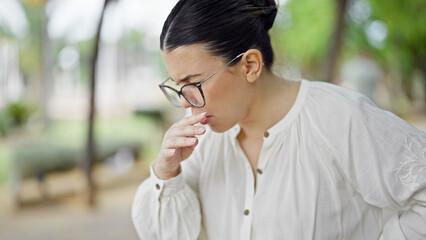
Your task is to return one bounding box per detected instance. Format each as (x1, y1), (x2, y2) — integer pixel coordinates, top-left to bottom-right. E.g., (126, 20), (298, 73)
(251, 0), (278, 30)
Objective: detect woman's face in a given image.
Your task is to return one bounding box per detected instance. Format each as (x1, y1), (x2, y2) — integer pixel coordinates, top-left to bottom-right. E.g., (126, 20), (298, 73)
(162, 44), (254, 132)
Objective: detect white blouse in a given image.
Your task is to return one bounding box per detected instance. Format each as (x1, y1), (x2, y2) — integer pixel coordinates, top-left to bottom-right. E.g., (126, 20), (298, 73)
(132, 79), (426, 240)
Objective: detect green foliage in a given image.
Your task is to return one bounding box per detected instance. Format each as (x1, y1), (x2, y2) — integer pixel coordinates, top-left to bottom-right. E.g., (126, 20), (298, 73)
(0, 116), (157, 186)
(94, 140), (142, 163)
(4, 101), (34, 127)
(0, 101), (34, 135)
(269, 0), (425, 104)
(0, 112), (13, 136)
(368, 0), (426, 75)
(272, 0), (335, 75)
(340, 0), (426, 101)
(18, 3), (43, 78)
(370, 0), (426, 52)
(11, 139), (142, 180)
(13, 143), (77, 179)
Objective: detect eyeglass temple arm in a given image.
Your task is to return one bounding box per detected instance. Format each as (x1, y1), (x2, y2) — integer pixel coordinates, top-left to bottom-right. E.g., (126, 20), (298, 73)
(198, 53), (245, 85)
(160, 77), (172, 85)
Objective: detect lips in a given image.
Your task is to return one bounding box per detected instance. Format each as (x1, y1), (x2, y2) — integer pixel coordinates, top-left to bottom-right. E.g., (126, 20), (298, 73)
(200, 116), (211, 125)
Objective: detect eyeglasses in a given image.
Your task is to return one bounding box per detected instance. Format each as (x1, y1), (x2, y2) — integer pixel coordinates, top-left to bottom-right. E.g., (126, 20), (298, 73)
(159, 53), (245, 108)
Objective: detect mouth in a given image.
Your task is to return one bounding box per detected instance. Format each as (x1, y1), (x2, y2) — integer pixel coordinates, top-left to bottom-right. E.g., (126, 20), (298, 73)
(200, 115), (212, 125)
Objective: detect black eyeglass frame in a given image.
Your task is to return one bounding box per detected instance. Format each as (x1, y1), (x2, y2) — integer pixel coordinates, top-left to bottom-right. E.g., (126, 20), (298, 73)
(159, 52), (245, 108)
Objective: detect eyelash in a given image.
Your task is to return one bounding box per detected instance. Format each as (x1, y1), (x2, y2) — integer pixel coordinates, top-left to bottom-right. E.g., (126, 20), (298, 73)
(179, 79), (202, 86)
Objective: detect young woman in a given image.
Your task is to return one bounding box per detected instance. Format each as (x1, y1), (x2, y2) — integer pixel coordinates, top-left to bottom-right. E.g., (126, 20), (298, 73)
(132, 0), (426, 239)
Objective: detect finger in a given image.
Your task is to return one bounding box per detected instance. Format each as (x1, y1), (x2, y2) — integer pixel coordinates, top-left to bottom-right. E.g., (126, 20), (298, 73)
(164, 136), (198, 149)
(168, 125), (206, 138)
(175, 112), (207, 127)
(189, 140), (199, 150)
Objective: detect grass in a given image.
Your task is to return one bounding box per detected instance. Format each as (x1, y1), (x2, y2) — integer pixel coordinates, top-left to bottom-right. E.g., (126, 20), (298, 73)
(0, 115), (162, 186)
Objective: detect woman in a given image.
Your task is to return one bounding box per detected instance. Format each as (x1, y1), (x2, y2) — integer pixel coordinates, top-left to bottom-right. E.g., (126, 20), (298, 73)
(132, 0), (426, 239)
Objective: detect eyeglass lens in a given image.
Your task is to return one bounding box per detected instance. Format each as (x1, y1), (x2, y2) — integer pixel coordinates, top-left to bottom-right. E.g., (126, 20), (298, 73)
(161, 87), (181, 107)
(161, 84), (204, 107)
(181, 85), (203, 107)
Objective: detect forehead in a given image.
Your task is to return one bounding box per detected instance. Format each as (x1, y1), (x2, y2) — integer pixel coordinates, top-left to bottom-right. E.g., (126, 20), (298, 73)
(161, 44), (223, 80)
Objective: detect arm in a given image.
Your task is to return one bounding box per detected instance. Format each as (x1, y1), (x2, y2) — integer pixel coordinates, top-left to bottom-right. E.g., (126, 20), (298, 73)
(332, 100), (426, 239)
(131, 113), (208, 239)
(131, 163), (201, 240)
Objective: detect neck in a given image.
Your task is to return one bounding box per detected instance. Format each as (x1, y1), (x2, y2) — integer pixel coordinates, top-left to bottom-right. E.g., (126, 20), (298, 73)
(237, 70), (299, 138)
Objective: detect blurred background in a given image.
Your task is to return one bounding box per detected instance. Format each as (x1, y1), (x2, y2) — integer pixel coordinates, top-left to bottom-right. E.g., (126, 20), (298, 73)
(0, 0), (425, 239)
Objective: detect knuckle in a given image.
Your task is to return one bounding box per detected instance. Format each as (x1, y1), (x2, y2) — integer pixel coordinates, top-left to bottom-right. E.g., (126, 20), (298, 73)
(177, 126), (186, 133)
(167, 138), (174, 146)
(183, 125), (194, 134)
(172, 138), (181, 146)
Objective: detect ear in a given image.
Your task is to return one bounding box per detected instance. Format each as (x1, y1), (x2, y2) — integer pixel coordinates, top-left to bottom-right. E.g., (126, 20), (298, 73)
(241, 49), (263, 83)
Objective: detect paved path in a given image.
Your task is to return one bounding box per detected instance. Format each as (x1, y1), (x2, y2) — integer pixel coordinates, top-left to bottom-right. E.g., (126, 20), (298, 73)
(0, 163), (149, 240)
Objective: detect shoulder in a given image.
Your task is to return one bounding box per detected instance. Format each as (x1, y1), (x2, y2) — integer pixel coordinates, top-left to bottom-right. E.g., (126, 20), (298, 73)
(307, 80), (374, 108)
(299, 80), (393, 144)
(303, 79), (379, 121)
(302, 79), (419, 141)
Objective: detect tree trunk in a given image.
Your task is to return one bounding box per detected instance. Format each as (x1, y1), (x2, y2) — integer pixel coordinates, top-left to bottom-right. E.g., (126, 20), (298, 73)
(414, 52), (426, 112)
(41, 0), (52, 131)
(418, 59), (426, 113)
(322, 0), (348, 83)
(85, 0), (113, 207)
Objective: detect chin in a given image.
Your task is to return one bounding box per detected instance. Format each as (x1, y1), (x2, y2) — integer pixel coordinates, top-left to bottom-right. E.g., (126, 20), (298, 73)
(208, 122), (234, 133)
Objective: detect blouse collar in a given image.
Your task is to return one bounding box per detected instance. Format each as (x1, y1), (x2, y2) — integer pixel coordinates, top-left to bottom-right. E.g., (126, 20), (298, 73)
(228, 79), (310, 141)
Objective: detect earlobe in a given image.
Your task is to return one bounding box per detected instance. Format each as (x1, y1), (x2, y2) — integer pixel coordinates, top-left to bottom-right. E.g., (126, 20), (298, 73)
(243, 49), (263, 83)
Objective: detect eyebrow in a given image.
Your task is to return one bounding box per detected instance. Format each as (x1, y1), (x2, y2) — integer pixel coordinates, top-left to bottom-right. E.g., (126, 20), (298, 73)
(172, 74), (203, 84)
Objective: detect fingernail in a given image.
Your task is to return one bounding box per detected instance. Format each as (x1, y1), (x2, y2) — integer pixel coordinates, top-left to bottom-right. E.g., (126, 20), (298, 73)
(190, 138), (197, 143)
(201, 112), (207, 117)
(197, 127), (205, 133)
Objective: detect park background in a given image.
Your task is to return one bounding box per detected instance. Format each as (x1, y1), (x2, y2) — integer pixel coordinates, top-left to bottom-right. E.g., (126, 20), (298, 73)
(0, 0), (425, 239)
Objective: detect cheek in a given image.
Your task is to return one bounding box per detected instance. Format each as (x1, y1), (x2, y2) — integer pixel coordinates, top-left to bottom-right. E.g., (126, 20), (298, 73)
(203, 76), (252, 124)
(203, 76), (241, 110)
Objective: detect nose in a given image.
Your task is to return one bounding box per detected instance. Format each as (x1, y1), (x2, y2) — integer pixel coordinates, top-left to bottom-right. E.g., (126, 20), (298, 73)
(179, 95), (192, 108)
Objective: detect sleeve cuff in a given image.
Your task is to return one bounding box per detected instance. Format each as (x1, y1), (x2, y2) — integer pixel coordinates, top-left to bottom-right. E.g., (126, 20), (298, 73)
(150, 162), (185, 197)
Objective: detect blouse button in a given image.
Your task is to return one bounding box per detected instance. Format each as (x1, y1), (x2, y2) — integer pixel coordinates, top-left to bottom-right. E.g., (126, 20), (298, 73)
(257, 169), (263, 174)
(155, 184), (160, 190)
(264, 131), (269, 138)
(244, 209), (250, 216)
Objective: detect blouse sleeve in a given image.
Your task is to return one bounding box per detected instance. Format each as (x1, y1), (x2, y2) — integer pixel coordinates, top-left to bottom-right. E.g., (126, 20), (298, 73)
(329, 97), (426, 239)
(131, 160), (202, 240)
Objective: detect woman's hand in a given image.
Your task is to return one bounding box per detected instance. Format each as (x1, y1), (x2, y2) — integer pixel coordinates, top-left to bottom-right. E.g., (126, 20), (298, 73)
(154, 112), (207, 180)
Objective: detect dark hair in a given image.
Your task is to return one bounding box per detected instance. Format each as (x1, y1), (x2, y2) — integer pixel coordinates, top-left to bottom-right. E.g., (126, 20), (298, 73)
(160, 0), (278, 69)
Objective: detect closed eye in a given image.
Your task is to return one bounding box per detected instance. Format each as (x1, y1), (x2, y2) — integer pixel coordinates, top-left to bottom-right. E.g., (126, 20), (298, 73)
(172, 76), (205, 87)
(173, 74), (203, 85)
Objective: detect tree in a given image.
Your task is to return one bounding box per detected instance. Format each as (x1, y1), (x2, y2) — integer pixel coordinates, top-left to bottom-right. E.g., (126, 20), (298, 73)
(322, 0), (349, 83)
(271, 0), (334, 80)
(85, 0), (116, 207)
(273, 0), (426, 113)
(369, 0), (426, 106)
